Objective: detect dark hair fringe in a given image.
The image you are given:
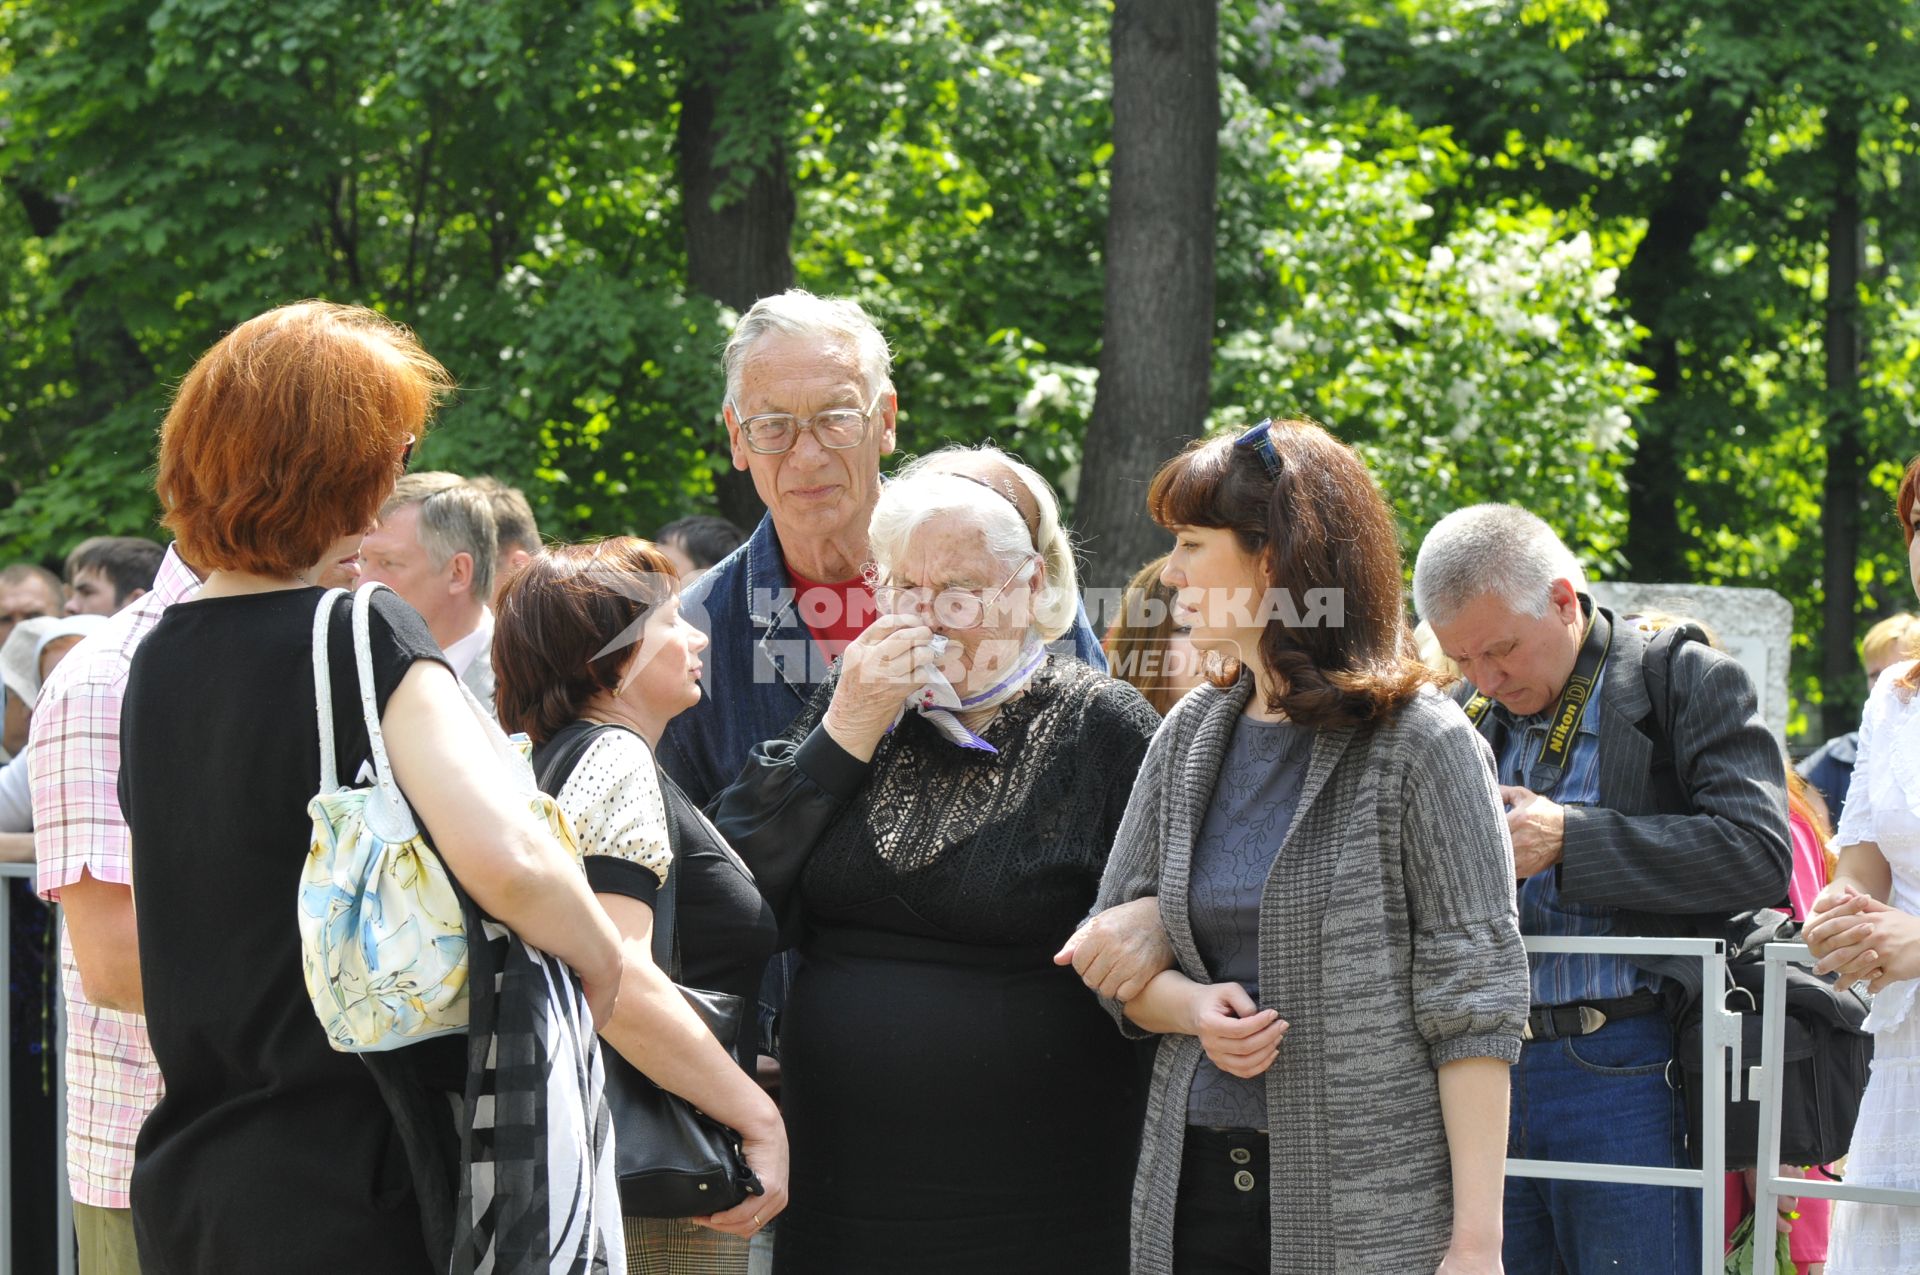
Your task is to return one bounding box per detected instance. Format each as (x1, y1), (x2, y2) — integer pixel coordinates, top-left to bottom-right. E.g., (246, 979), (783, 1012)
(491, 537), (679, 744)
(1147, 420), (1430, 730)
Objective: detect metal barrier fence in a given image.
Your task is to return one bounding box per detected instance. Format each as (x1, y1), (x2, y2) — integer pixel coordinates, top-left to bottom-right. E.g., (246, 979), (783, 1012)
(1750, 941), (1920, 1275)
(1509, 934), (1737, 1274)
(0, 921), (1910, 1274)
(1, 858), (75, 1275)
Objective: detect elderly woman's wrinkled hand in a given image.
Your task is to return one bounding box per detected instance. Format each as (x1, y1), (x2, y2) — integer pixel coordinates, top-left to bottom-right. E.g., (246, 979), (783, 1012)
(1053, 896), (1174, 1002)
(822, 614), (941, 762)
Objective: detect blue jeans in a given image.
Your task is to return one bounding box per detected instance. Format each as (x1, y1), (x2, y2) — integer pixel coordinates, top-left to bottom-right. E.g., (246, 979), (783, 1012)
(1503, 1013), (1700, 1275)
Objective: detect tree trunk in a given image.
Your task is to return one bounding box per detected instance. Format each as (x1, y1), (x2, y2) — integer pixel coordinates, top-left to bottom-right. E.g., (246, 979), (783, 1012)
(1821, 117), (1866, 740)
(1616, 88), (1750, 582)
(677, 0), (795, 532)
(1072, 0), (1218, 600)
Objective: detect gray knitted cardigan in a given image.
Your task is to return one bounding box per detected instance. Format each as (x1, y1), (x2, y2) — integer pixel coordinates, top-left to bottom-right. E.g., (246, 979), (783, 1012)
(1091, 672), (1529, 1275)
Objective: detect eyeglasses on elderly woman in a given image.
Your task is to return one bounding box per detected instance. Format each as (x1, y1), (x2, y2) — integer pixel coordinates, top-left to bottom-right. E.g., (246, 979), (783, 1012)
(870, 554), (1037, 630)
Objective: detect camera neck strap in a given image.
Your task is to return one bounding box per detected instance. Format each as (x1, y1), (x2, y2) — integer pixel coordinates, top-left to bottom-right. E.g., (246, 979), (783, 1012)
(1462, 595), (1609, 799)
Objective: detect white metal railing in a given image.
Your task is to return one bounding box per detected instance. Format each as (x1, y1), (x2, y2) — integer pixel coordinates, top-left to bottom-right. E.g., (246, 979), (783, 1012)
(1750, 942), (1920, 1275)
(0, 858), (75, 1275)
(1507, 935), (1737, 1274)
(0, 919), (1904, 1275)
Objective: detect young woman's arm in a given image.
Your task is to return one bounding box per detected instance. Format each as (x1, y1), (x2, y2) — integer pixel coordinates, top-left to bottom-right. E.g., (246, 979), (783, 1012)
(1814, 841), (1894, 908)
(1806, 842), (1920, 991)
(1434, 1057), (1508, 1274)
(1124, 969), (1287, 1076)
(595, 892), (787, 1236)
(382, 662), (623, 1024)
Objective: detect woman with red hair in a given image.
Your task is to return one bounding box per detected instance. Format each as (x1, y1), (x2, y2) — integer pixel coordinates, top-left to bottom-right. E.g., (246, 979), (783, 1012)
(117, 302), (624, 1273)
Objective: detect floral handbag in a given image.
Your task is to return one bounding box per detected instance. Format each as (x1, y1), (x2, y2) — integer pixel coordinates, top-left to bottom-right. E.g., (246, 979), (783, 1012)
(297, 582), (577, 1053)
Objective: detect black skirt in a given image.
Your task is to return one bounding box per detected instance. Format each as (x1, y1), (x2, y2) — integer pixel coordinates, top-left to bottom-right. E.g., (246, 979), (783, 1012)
(772, 924), (1142, 1275)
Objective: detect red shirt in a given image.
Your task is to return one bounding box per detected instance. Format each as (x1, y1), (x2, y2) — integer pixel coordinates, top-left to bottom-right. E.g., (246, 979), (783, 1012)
(787, 566), (876, 661)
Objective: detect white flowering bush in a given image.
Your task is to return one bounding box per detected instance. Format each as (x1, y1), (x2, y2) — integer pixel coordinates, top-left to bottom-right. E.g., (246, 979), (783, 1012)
(1212, 84), (1649, 562)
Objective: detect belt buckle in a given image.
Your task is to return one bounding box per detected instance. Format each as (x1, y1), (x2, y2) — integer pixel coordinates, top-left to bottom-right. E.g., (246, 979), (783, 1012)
(1522, 1004), (1609, 1042)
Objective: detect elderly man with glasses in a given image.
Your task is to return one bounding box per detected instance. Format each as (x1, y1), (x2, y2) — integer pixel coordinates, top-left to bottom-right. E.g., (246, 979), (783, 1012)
(658, 296), (1128, 1272)
(658, 290), (1108, 808)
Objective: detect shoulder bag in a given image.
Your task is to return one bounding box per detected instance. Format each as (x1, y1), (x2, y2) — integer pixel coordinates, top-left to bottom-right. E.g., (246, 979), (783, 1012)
(537, 720), (765, 1218)
(1678, 907), (1873, 1169)
(299, 582), (576, 1052)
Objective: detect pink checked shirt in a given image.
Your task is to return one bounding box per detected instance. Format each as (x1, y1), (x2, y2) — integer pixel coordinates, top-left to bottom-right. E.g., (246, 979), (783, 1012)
(30, 546), (199, 1207)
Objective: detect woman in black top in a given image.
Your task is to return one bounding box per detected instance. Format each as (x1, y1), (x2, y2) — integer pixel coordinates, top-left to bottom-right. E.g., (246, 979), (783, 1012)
(117, 302), (623, 1274)
(491, 537), (789, 1274)
(710, 467), (1159, 1274)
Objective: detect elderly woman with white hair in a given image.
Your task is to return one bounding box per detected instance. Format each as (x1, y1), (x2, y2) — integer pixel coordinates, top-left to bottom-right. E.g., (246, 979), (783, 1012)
(710, 465), (1159, 1274)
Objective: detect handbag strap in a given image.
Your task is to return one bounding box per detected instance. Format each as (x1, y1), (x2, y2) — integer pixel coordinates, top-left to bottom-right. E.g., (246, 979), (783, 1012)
(536, 720), (685, 982)
(651, 751), (685, 984)
(310, 586), (349, 791)
(351, 582), (403, 804)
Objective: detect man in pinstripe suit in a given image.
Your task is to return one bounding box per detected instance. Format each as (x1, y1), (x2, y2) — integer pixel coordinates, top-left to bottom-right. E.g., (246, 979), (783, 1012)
(1415, 504), (1791, 1275)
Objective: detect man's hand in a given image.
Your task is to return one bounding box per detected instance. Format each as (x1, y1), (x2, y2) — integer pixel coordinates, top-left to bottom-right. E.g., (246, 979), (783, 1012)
(1806, 891), (1920, 993)
(1053, 896), (1173, 1002)
(1500, 786), (1565, 879)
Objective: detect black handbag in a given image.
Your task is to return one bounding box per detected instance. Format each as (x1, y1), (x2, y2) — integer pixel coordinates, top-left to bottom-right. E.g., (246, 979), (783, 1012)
(1676, 908), (1874, 1170)
(536, 722), (765, 1218)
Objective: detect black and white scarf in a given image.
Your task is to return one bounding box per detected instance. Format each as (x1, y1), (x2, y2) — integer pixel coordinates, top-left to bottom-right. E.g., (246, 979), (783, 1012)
(450, 906), (626, 1274)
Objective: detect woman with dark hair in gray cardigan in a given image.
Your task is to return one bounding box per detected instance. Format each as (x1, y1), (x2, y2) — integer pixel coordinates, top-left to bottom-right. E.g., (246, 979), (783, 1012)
(1086, 418), (1530, 1275)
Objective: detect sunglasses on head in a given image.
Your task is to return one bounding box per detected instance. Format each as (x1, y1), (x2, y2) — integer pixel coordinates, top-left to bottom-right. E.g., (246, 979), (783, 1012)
(1234, 418), (1281, 478)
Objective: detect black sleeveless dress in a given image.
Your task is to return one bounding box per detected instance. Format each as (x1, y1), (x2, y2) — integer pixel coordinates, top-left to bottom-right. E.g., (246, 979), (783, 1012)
(119, 587), (457, 1273)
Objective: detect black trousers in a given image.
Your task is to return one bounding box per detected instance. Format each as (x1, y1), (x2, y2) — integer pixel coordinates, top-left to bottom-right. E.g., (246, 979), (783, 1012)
(1171, 1127), (1269, 1274)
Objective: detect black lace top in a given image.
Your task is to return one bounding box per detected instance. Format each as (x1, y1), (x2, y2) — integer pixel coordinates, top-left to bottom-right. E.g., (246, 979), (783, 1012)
(724, 655), (1161, 951)
(794, 655), (1157, 947)
(708, 655), (1159, 1272)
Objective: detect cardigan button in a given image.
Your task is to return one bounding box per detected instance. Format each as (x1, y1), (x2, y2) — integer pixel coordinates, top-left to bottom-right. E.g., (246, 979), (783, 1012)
(1229, 1147), (1252, 1165)
(1232, 1169), (1256, 1192)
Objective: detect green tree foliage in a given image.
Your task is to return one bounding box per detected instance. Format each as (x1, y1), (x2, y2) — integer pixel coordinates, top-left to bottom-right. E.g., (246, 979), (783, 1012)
(4, 0), (1910, 741)
(0, 0), (725, 554)
(1312, 0), (1920, 732)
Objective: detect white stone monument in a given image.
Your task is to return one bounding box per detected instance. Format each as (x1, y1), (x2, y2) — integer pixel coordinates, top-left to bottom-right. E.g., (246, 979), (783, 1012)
(1586, 583), (1792, 746)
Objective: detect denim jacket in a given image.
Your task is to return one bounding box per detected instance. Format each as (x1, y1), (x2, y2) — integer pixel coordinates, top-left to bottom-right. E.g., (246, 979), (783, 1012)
(658, 511), (1108, 806)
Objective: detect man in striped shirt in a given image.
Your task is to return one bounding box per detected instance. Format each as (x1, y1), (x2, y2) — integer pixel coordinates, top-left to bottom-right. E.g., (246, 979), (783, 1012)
(30, 544), (199, 1275)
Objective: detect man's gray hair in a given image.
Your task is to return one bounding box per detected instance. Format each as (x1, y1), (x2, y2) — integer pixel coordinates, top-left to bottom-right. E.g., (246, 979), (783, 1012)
(722, 289), (893, 407)
(1412, 504), (1589, 626)
(381, 472), (498, 602)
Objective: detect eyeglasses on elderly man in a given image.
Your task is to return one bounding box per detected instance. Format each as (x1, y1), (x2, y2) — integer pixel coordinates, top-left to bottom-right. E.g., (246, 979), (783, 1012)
(729, 390), (887, 455)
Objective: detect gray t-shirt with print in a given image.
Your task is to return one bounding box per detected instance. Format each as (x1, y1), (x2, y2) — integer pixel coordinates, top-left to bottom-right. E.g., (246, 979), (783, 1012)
(1186, 712), (1312, 1130)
